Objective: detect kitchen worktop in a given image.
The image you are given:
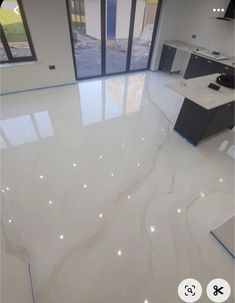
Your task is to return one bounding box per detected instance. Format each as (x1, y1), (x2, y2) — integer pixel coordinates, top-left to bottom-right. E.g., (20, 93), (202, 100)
(164, 40), (235, 68)
(167, 73), (234, 110)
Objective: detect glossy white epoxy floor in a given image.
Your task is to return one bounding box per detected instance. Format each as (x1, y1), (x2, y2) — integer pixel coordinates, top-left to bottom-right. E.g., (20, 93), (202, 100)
(1, 71), (234, 303)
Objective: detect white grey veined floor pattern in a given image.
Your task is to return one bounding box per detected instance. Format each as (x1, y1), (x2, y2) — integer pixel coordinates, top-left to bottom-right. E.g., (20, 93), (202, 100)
(1, 71), (234, 303)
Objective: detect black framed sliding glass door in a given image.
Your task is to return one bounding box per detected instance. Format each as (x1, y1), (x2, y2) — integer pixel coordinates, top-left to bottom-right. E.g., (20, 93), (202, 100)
(67, 0), (162, 80)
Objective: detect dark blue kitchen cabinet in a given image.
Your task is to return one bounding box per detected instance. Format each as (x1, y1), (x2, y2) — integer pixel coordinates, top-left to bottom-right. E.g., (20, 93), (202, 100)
(184, 54), (217, 79)
(215, 63), (234, 76)
(159, 44), (176, 72)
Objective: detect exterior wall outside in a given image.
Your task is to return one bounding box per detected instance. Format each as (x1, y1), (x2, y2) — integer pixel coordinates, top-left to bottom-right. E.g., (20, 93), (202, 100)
(85, 0), (147, 40)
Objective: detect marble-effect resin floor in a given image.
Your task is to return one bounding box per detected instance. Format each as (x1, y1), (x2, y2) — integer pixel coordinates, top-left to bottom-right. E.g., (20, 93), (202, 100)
(1, 71), (234, 303)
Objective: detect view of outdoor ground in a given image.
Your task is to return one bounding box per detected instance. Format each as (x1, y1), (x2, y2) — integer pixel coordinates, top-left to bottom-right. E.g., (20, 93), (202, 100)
(70, 0), (158, 78)
(0, 0), (32, 62)
(0, 0), (158, 76)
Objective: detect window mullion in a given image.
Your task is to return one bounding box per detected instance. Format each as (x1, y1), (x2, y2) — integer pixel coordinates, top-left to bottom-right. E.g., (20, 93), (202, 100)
(0, 24), (14, 62)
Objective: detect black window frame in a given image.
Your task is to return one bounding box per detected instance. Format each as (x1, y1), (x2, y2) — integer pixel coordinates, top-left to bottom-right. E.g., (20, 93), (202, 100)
(0, 0), (36, 64)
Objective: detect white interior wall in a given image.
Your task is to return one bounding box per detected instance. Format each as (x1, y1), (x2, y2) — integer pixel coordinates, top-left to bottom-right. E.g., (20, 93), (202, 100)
(151, 0), (234, 70)
(177, 0), (234, 56)
(0, 0), (76, 94)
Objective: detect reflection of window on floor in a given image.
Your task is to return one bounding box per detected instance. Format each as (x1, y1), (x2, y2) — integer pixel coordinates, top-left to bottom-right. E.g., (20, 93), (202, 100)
(0, 0), (36, 63)
(79, 74), (146, 126)
(0, 111), (54, 149)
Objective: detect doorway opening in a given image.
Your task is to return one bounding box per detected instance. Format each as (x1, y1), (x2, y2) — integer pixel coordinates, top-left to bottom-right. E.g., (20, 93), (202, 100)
(67, 0), (162, 80)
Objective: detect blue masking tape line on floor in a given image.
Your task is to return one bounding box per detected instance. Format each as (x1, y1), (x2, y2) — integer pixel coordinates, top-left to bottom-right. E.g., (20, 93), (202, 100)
(210, 231), (235, 259)
(173, 129), (197, 147)
(0, 82), (77, 96)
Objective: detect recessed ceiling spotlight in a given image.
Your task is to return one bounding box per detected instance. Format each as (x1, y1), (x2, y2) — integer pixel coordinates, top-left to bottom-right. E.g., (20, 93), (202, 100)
(217, 8), (220, 12)
(59, 234), (64, 240)
(83, 184), (87, 189)
(219, 178), (223, 182)
(110, 172), (114, 177)
(200, 192), (205, 198)
(221, 8), (224, 12)
(142, 137), (145, 140)
(149, 225), (156, 232)
(6, 187), (10, 191)
(73, 163), (77, 167)
(144, 300), (149, 303)
(49, 200), (53, 205)
(137, 163), (141, 167)
(99, 155), (103, 159)
(99, 213), (103, 218)
(127, 195), (131, 199)
(117, 250), (122, 256)
(212, 8), (216, 12)
(40, 175), (44, 179)
(1, 189), (4, 193)
(8, 219), (12, 223)
(121, 144), (125, 148)
(177, 209), (181, 213)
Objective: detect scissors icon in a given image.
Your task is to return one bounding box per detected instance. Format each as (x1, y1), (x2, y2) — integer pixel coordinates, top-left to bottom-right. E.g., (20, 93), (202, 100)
(213, 285), (224, 296)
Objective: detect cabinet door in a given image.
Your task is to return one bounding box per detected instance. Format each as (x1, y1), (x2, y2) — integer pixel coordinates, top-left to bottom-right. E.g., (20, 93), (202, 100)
(204, 59), (217, 75)
(184, 54), (205, 79)
(203, 102), (234, 139)
(215, 63), (235, 76)
(159, 44), (176, 72)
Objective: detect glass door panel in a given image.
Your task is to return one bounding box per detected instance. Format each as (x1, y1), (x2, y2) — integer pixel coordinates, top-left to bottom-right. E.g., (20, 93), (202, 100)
(105, 0), (132, 74)
(69, 0), (102, 78)
(130, 0), (158, 70)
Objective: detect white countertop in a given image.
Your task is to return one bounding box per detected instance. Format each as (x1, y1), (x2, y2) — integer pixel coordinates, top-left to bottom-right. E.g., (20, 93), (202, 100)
(164, 40), (235, 68)
(164, 40), (205, 53)
(167, 74), (235, 110)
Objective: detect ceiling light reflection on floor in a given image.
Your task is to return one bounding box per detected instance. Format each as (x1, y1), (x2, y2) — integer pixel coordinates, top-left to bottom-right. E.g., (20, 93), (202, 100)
(149, 226), (156, 233)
